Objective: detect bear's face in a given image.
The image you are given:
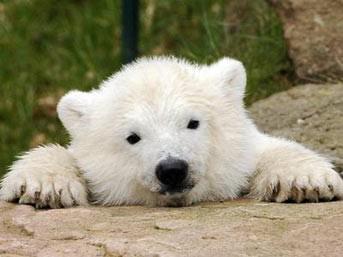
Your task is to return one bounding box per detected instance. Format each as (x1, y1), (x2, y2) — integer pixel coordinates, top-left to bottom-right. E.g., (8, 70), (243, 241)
(110, 91), (212, 196)
(57, 57), (248, 206)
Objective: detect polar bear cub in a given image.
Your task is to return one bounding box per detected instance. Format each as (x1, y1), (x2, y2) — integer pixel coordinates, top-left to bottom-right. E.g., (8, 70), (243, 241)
(1, 56), (343, 208)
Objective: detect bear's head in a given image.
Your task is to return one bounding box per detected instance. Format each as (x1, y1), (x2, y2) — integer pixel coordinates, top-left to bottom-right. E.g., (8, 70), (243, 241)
(57, 56), (252, 206)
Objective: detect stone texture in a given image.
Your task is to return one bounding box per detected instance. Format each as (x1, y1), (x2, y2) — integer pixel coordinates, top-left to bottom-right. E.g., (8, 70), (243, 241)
(269, 0), (343, 82)
(249, 83), (343, 174)
(1, 199), (343, 257)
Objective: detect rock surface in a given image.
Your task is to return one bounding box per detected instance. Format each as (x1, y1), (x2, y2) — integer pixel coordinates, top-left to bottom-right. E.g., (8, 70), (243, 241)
(249, 83), (343, 173)
(268, 0), (343, 82)
(1, 200), (343, 257)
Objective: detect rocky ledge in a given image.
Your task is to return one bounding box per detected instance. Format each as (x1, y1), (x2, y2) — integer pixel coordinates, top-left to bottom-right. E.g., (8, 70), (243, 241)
(249, 83), (343, 174)
(1, 200), (343, 257)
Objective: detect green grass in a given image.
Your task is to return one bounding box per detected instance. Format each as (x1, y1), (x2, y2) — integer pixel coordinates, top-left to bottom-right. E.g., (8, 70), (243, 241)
(0, 0), (293, 176)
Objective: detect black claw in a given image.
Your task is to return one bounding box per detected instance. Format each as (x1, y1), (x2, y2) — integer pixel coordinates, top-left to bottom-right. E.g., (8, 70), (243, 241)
(20, 184), (26, 195)
(34, 191), (41, 200)
(271, 182), (281, 198)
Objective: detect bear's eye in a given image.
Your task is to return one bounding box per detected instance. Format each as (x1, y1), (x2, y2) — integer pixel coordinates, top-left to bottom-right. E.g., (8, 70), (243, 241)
(187, 119), (199, 129)
(126, 133), (141, 145)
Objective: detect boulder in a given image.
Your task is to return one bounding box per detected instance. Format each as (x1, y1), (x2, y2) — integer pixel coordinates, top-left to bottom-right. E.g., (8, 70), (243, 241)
(1, 200), (343, 257)
(249, 83), (343, 174)
(268, 0), (343, 82)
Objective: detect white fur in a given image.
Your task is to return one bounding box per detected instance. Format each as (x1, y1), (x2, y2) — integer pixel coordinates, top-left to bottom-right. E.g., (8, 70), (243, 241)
(0, 145), (88, 208)
(1, 56), (342, 208)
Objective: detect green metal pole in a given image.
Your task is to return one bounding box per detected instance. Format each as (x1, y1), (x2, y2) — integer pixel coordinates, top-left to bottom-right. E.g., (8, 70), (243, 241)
(122, 0), (139, 64)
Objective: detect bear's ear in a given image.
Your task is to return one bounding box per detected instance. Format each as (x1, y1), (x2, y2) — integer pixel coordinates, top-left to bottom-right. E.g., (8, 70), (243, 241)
(205, 57), (246, 101)
(57, 90), (92, 136)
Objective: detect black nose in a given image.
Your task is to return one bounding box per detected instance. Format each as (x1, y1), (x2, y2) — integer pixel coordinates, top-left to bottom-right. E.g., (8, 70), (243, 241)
(155, 158), (188, 187)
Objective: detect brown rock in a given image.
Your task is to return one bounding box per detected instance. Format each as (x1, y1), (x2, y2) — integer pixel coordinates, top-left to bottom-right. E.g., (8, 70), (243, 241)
(269, 0), (343, 82)
(1, 200), (343, 256)
(249, 83), (343, 173)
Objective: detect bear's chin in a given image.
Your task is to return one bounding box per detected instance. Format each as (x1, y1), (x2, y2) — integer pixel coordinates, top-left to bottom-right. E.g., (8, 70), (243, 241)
(155, 191), (192, 207)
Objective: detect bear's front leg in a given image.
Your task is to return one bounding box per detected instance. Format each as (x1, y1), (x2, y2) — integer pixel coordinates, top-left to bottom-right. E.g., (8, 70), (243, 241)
(249, 135), (343, 203)
(0, 144), (88, 208)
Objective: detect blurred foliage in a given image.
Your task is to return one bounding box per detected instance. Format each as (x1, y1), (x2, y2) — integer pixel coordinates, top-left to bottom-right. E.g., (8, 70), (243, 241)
(0, 0), (293, 176)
